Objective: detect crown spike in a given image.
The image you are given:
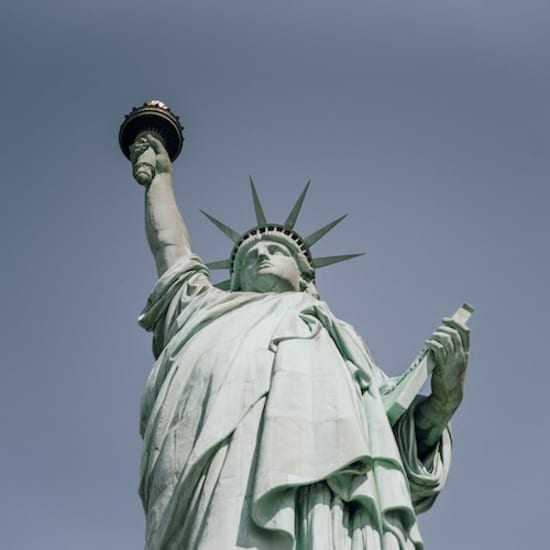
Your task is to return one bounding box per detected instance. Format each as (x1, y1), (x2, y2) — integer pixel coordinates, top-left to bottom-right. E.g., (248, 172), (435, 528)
(249, 176), (267, 225)
(304, 214), (348, 247)
(206, 259), (232, 270)
(200, 210), (241, 243)
(312, 253), (364, 269)
(284, 180), (310, 229)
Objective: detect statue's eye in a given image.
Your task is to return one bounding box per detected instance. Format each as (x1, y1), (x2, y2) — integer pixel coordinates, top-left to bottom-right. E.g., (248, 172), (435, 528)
(269, 244), (288, 256)
(245, 251), (258, 264)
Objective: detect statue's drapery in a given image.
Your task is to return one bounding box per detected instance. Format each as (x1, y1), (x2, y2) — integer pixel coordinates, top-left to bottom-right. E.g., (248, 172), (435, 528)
(138, 256), (451, 550)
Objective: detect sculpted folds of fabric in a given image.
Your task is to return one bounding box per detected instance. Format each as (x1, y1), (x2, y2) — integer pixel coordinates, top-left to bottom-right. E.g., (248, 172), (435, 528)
(137, 256), (451, 550)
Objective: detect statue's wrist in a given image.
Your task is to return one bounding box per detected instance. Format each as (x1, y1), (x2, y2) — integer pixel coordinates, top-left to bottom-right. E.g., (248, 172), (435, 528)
(428, 392), (460, 418)
(147, 171), (173, 187)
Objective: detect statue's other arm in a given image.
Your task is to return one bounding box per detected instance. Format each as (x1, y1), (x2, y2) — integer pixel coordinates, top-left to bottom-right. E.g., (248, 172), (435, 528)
(131, 135), (191, 276)
(414, 318), (470, 459)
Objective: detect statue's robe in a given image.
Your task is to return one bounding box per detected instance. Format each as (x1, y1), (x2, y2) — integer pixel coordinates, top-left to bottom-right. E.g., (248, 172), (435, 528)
(138, 256), (451, 550)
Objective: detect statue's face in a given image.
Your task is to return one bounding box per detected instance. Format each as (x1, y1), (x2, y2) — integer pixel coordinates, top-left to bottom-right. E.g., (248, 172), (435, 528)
(239, 240), (301, 293)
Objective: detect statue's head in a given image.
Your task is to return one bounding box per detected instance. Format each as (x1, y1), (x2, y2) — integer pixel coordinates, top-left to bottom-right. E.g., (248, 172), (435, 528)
(202, 179), (362, 296)
(230, 230), (318, 296)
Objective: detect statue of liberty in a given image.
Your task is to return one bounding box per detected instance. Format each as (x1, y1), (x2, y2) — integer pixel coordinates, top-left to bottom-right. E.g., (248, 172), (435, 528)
(121, 103), (470, 550)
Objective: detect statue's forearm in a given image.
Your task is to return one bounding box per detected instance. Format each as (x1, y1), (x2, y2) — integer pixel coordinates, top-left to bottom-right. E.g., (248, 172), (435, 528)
(145, 173), (191, 276)
(413, 394), (457, 460)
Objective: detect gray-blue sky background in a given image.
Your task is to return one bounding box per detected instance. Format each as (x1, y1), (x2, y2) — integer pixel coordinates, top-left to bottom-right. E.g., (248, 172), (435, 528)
(1, 1), (548, 548)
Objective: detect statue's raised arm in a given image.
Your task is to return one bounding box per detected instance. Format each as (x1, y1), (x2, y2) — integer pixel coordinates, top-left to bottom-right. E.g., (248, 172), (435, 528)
(130, 134), (191, 276)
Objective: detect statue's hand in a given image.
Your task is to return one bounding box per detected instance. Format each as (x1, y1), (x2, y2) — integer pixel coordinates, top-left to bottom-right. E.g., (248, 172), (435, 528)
(130, 134), (172, 185)
(426, 318), (470, 414)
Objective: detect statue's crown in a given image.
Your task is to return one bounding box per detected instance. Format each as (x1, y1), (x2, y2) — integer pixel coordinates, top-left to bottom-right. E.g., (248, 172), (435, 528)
(202, 178), (363, 290)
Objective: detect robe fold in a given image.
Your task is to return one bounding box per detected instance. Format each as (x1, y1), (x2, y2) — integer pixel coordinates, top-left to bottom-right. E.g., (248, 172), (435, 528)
(138, 255), (451, 550)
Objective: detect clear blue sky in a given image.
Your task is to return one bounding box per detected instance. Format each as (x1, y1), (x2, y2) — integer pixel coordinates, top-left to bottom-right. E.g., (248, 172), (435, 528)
(1, 1), (548, 548)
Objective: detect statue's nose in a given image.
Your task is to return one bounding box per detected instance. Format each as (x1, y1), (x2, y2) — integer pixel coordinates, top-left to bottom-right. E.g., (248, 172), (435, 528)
(256, 245), (271, 259)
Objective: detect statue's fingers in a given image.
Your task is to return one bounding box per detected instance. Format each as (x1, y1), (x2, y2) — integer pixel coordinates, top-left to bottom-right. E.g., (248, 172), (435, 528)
(131, 137), (148, 149)
(437, 325), (463, 354)
(146, 134), (167, 153)
(442, 317), (470, 351)
(425, 338), (447, 365)
(131, 144), (148, 156)
(130, 141), (149, 159)
(430, 330), (455, 356)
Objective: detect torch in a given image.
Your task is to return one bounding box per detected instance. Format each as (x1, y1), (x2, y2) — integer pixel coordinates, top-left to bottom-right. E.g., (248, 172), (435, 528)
(119, 100), (184, 185)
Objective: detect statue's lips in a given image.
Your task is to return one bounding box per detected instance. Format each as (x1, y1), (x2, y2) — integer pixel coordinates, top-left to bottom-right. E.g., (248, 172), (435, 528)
(257, 261), (273, 269)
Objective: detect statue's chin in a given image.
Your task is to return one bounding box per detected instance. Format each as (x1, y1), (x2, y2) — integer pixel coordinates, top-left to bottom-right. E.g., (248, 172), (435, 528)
(243, 273), (297, 294)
